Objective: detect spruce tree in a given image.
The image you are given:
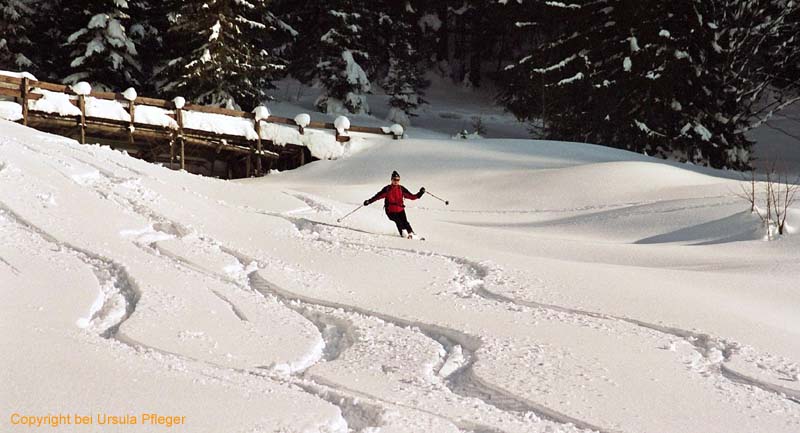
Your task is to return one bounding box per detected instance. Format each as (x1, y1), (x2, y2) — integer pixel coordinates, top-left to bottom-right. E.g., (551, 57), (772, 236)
(378, 1), (429, 126)
(0, 0), (36, 73)
(286, 0), (372, 115)
(157, 0), (290, 110)
(501, 0), (800, 169)
(128, 0), (162, 93)
(59, 0), (143, 90)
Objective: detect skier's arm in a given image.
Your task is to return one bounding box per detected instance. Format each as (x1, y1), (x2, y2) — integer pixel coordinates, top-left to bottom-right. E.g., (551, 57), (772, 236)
(364, 186), (389, 205)
(402, 186), (425, 200)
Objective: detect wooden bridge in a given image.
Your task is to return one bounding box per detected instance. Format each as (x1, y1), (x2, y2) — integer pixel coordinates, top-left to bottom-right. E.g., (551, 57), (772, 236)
(0, 75), (401, 178)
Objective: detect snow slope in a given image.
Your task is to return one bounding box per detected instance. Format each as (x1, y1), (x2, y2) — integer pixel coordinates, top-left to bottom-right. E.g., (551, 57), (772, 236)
(2, 118), (800, 433)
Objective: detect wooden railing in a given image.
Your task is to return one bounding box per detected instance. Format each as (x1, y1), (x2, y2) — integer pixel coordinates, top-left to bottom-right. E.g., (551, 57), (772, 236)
(0, 74), (402, 177)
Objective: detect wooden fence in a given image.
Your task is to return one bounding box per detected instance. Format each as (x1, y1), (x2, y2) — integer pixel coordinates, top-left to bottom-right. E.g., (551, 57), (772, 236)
(0, 75), (401, 178)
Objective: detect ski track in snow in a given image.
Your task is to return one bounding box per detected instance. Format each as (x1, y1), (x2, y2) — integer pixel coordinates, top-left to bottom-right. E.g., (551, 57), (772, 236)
(7, 134), (799, 432)
(235, 250), (596, 433)
(164, 184), (800, 430)
(5, 141), (385, 432)
(276, 193), (800, 405)
(47, 158), (593, 433)
(23, 155), (457, 430)
(0, 202), (139, 338)
(0, 254), (21, 275)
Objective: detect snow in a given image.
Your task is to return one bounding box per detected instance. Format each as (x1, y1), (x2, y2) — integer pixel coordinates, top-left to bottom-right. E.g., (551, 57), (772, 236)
(70, 81), (92, 96)
(122, 87), (137, 101)
(534, 54), (578, 73)
(294, 113), (311, 128)
(545, 1), (582, 8)
(253, 105), (270, 121)
(88, 13), (108, 29)
(381, 123), (404, 137)
(557, 72), (584, 86)
(172, 96), (185, 109)
(3, 112), (800, 432)
(0, 69), (37, 81)
(623, 56), (632, 71)
(259, 121), (303, 146)
(334, 115), (350, 134)
(181, 111), (259, 140)
(28, 89), (82, 116)
(694, 122), (713, 141)
(629, 36), (640, 52)
(302, 130), (344, 159)
(200, 48), (212, 63)
(107, 19), (126, 45)
(210, 20), (221, 42)
(134, 106), (178, 128)
(85, 97), (130, 121)
(0, 101), (23, 121)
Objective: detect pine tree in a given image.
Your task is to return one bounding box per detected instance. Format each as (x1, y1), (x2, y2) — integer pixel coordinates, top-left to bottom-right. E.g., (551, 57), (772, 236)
(0, 0), (36, 73)
(59, 0), (143, 90)
(286, 0), (373, 115)
(157, 0), (290, 110)
(501, 0), (800, 169)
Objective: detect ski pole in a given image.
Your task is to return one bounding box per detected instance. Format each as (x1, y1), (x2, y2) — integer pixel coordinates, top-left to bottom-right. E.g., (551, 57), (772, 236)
(337, 205), (364, 223)
(426, 191), (449, 206)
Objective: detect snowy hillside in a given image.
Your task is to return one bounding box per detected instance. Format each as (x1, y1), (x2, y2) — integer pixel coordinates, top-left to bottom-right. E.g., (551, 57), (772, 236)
(2, 118), (800, 433)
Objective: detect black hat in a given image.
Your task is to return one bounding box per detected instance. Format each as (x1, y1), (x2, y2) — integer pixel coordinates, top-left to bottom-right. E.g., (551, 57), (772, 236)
(391, 170), (400, 179)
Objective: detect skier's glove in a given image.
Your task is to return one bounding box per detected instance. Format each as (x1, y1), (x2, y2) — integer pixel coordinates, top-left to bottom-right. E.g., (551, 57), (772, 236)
(417, 187), (426, 198)
(363, 200), (370, 206)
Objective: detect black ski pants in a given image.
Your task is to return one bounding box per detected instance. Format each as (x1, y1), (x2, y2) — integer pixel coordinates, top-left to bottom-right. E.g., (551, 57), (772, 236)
(386, 210), (413, 236)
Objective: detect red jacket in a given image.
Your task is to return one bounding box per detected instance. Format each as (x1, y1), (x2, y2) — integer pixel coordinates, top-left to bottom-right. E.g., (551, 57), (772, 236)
(367, 184), (421, 213)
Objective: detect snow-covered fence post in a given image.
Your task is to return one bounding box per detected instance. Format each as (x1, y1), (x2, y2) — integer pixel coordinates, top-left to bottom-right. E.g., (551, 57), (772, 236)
(294, 113), (311, 136)
(246, 146), (252, 177)
(20, 77), (29, 126)
(123, 88), (137, 146)
(334, 115), (350, 143)
(78, 94), (86, 144)
(173, 97), (186, 171)
(255, 119), (263, 175)
(390, 124), (404, 140)
(253, 106), (270, 177)
(71, 82), (91, 144)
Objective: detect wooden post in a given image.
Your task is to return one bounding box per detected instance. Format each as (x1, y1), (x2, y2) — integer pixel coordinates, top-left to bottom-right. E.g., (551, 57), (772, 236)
(169, 137), (175, 169)
(255, 119), (263, 176)
(246, 145), (253, 177)
(21, 77), (29, 126)
(78, 94), (86, 144)
(298, 148), (305, 166)
(128, 100), (136, 145)
(175, 107), (185, 171)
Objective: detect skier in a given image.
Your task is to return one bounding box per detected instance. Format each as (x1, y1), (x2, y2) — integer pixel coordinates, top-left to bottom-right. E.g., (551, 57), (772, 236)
(363, 171), (425, 239)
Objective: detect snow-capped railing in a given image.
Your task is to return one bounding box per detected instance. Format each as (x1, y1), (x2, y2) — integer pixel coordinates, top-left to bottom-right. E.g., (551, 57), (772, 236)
(0, 74), (404, 177)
